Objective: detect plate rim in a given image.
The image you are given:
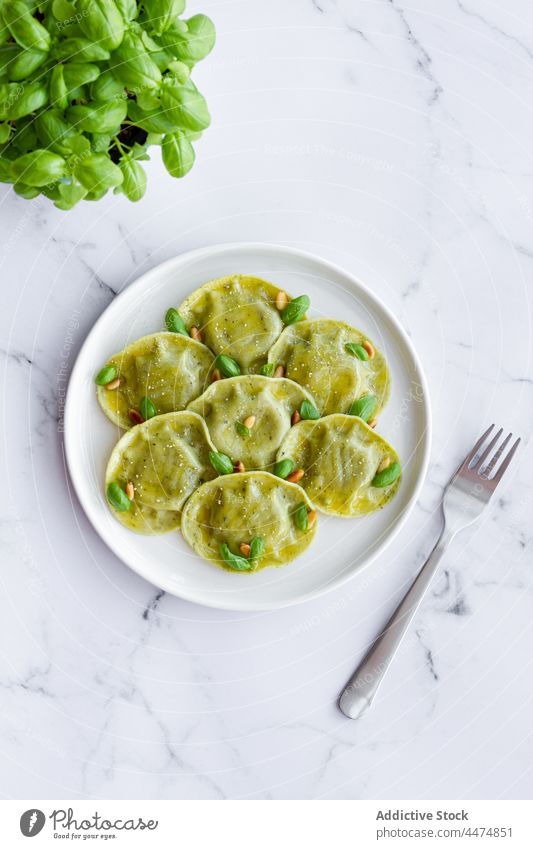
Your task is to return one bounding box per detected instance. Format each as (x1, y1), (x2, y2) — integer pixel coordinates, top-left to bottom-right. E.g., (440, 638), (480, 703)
(64, 241), (432, 611)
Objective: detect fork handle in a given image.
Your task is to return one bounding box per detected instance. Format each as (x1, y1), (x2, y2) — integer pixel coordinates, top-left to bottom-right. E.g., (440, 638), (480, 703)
(339, 527), (455, 719)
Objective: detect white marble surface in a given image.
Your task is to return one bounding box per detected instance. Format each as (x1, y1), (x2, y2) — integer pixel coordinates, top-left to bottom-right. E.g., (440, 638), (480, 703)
(1, 0), (532, 800)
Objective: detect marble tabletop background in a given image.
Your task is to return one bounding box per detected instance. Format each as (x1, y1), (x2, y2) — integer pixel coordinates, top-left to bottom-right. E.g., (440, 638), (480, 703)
(1, 0), (532, 800)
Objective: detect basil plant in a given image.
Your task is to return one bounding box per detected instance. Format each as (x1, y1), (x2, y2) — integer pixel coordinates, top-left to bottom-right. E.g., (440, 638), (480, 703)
(0, 0), (215, 209)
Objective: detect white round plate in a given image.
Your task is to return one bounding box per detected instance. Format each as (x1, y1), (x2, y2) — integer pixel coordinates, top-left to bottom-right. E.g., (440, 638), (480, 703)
(65, 243), (431, 610)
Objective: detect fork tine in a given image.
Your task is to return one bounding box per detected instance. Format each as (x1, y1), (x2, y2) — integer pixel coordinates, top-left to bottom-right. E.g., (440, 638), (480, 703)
(471, 427), (503, 470)
(481, 432), (512, 477)
(490, 437), (521, 483)
(459, 424), (494, 471)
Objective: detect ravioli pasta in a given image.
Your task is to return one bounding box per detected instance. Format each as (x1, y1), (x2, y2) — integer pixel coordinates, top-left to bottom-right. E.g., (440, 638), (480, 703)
(97, 332), (215, 429)
(97, 274), (403, 572)
(188, 375), (316, 470)
(178, 275), (292, 372)
(105, 412), (217, 534)
(277, 414), (401, 517)
(268, 318), (390, 416)
(181, 471), (317, 570)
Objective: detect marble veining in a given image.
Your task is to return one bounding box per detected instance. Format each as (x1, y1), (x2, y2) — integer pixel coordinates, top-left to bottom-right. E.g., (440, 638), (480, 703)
(0, 0), (532, 800)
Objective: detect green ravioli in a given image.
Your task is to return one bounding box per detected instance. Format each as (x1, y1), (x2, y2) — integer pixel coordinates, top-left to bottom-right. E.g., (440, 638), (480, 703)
(268, 318), (390, 416)
(276, 414), (401, 517)
(178, 275), (297, 372)
(181, 471), (317, 571)
(188, 375), (316, 470)
(105, 411), (217, 534)
(97, 332), (215, 429)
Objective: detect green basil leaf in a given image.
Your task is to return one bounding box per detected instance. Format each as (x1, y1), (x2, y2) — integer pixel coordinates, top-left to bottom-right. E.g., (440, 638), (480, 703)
(259, 363), (274, 377)
(160, 79), (210, 131)
(165, 307), (188, 335)
(67, 99), (127, 134)
(348, 394), (377, 422)
(0, 45), (18, 78)
(85, 187), (109, 201)
(118, 157), (147, 202)
(10, 117), (38, 153)
(139, 396), (157, 420)
(248, 535), (265, 562)
(128, 142), (151, 161)
(55, 178), (88, 209)
(0, 82), (12, 106)
(50, 64), (68, 111)
(215, 354), (241, 378)
(299, 399), (320, 420)
(113, 0), (138, 22)
(293, 502), (309, 532)
(142, 42), (172, 73)
(95, 364), (118, 386)
(281, 294), (310, 326)
(7, 48), (48, 82)
(173, 15), (216, 62)
(107, 481), (131, 512)
(0, 156), (14, 182)
(0, 16), (9, 49)
(54, 37), (111, 62)
(11, 150), (67, 186)
(76, 0), (125, 52)
(161, 131), (194, 178)
(4, 81), (48, 120)
(127, 99), (176, 133)
(345, 342), (369, 361)
(273, 458), (294, 479)
(91, 132), (114, 153)
(167, 60), (190, 83)
(0, 122), (10, 144)
(235, 421), (250, 438)
(64, 134), (92, 158)
(136, 89), (160, 111)
(52, 0), (80, 23)
(219, 543), (255, 572)
(209, 451), (234, 475)
(143, 0), (186, 36)
(3, 1), (51, 51)
(36, 110), (75, 154)
(371, 462), (401, 488)
(74, 152), (123, 192)
(41, 183), (61, 203)
(111, 31), (162, 91)
(13, 182), (41, 199)
(63, 63), (101, 92)
(90, 70), (125, 102)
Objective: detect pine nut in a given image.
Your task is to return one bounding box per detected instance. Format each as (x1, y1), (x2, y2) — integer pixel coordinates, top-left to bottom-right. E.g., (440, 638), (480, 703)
(125, 481), (135, 500)
(291, 409), (301, 426)
(368, 418), (378, 429)
(377, 456), (391, 473)
(286, 468), (304, 483)
(243, 415), (256, 429)
(234, 460), (245, 473)
(106, 377), (121, 390)
(307, 509), (317, 529)
(274, 365), (285, 378)
(362, 340), (375, 358)
(239, 543), (251, 557)
(190, 325), (202, 342)
(211, 368), (221, 382)
(276, 290), (289, 311)
(128, 409), (144, 425)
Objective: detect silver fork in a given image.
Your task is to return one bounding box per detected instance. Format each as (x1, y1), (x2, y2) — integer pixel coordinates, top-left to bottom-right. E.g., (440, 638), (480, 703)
(339, 425), (521, 720)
